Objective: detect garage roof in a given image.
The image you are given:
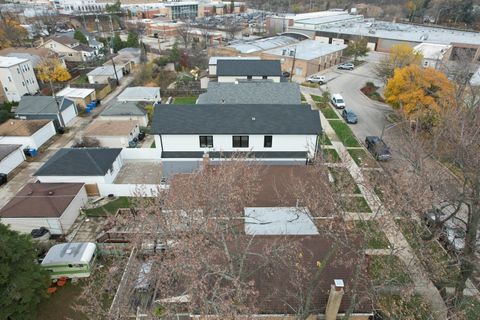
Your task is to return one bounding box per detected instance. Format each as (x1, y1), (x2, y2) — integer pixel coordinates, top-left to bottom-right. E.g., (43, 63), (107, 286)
(84, 120), (138, 136)
(0, 183), (84, 218)
(216, 59), (282, 77)
(35, 148), (122, 176)
(0, 144), (22, 161)
(0, 119), (52, 136)
(16, 96), (74, 115)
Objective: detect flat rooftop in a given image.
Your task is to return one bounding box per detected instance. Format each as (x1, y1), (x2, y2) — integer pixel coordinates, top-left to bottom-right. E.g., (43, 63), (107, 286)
(0, 55), (28, 68)
(84, 120), (138, 136)
(263, 39), (346, 60)
(292, 19), (480, 45)
(56, 87), (95, 99)
(227, 35), (299, 54)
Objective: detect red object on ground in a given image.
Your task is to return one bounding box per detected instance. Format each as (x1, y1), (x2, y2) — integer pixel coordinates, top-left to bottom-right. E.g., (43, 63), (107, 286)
(56, 277), (67, 287)
(47, 287), (57, 294)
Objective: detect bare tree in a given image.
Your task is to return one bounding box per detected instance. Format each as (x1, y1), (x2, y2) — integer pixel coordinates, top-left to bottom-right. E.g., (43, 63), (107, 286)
(176, 20), (191, 53)
(224, 17), (242, 41)
(72, 136), (101, 148)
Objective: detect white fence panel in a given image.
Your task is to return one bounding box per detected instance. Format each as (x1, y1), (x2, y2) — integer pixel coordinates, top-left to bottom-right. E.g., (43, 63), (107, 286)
(121, 148), (161, 160)
(98, 183), (167, 197)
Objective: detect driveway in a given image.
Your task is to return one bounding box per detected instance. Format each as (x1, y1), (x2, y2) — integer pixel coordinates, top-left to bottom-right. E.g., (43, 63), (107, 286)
(0, 162), (44, 207)
(300, 55), (392, 141)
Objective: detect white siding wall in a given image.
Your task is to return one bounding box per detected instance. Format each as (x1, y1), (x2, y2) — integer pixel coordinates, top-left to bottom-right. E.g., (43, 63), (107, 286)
(99, 115), (149, 127)
(59, 186), (88, 233)
(88, 69), (124, 85)
(0, 60), (39, 102)
(0, 136), (34, 149)
(60, 104), (77, 126)
(160, 134), (317, 155)
(89, 126), (140, 148)
(0, 147), (25, 174)
(31, 121), (56, 148)
(218, 76), (281, 83)
(1, 217), (63, 235)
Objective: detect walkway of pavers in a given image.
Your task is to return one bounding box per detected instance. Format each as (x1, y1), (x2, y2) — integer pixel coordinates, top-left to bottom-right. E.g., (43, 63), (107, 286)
(303, 91), (449, 320)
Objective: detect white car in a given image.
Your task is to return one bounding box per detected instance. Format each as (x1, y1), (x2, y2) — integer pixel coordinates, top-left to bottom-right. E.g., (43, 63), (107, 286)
(306, 75), (327, 84)
(331, 94), (346, 109)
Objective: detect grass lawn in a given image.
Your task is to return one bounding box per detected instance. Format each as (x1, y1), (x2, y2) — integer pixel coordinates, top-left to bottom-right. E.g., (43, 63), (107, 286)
(318, 133), (332, 146)
(38, 280), (88, 320)
(173, 96), (198, 104)
(150, 141), (156, 148)
(322, 148), (341, 163)
(397, 219), (460, 287)
(340, 196), (372, 213)
(347, 148), (377, 167)
(456, 297), (480, 320)
(311, 94), (323, 102)
(368, 255), (412, 285)
(377, 294), (433, 319)
(73, 74), (89, 85)
(84, 197), (133, 217)
(301, 94), (306, 102)
(319, 105), (339, 119)
(328, 167), (361, 194)
(328, 120), (360, 147)
(354, 220), (390, 249)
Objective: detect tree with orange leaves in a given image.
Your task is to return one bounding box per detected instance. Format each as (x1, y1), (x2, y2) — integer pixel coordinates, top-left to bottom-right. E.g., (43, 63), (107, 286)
(384, 64), (455, 126)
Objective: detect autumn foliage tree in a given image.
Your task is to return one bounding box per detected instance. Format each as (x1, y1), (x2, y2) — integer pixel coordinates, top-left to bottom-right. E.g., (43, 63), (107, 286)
(384, 64), (455, 126)
(36, 58), (71, 84)
(375, 43), (423, 82)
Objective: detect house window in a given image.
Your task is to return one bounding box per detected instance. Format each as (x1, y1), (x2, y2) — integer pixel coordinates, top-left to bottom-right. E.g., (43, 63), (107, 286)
(68, 53), (73, 56)
(199, 135), (213, 148)
(17, 68), (20, 74)
(262, 76), (267, 79)
(264, 135), (272, 148)
(4, 87), (7, 92)
(233, 136), (249, 148)
(295, 67), (303, 76)
(22, 81), (25, 86)
(247, 76), (252, 80)
(7, 76), (11, 82)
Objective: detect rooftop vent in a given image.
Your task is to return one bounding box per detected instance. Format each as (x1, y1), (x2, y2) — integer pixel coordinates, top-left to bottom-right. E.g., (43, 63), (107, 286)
(252, 117), (256, 121)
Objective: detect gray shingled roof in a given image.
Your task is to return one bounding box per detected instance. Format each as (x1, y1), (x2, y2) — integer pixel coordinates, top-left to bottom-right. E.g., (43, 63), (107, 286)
(0, 144), (21, 161)
(197, 81), (301, 104)
(101, 102), (146, 117)
(34, 148), (122, 176)
(151, 104), (321, 135)
(216, 60), (282, 77)
(16, 96), (74, 115)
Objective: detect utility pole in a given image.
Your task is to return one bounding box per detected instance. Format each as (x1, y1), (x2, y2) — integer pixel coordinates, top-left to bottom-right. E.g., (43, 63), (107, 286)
(289, 46), (297, 82)
(110, 56), (120, 86)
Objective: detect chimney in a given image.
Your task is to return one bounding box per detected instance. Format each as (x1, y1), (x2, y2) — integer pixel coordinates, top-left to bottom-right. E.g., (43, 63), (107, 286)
(202, 152), (210, 169)
(325, 279), (345, 320)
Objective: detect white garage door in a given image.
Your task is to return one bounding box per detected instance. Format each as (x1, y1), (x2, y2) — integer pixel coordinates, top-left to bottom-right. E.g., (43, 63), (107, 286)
(0, 148), (25, 174)
(60, 105), (77, 127)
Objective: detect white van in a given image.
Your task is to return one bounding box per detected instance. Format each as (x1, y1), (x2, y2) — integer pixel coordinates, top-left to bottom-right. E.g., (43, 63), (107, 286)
(331, 94), (346, 109)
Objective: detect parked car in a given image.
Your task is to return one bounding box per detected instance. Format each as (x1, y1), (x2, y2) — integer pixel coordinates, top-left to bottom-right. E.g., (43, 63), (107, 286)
(342, 109), (358, 124)
(365, 136), (392, 161)
(282, 71), (291, 78)
(337, 62), (355, 70)
(331, 94), (346, 109)
(306, 75), (326, 84)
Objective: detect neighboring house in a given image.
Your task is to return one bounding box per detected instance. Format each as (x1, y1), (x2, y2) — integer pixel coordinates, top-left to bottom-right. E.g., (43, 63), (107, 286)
(0, 47), (66, 68)
(34, 148), (123, 185)
(87, 65), (124, 84)
(259, 39), (346, 78)
(117, 86), (161, 103)
(83, 120), (140, 148)
(208, 56), (261, 76)
(99, 101), (149, 126)
(56, 86), (96, 108)
(151, 104), (321, 161)
(16, 96), (77, 128)
(216, 60), (282, 83)
(0, 144), (25, 175)
(0, 56), (39, 102)
(62, 28), (104, 53)
(414, 43), (451, 69)
(197, 81), (301, 104)
(40, 35), (95, 62)
(41, 242), (97, 279)
(0, 119), (56, 149)
(0, 183), (87, 235)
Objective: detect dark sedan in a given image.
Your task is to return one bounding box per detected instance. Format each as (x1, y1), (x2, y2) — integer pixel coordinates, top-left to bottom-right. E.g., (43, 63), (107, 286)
(341, 109), (358, 124)
(365, 136), (392, 161)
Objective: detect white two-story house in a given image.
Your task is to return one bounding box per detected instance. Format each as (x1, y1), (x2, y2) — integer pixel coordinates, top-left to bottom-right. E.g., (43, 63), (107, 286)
(0, 56), (39, 102)
(216, 60), (282, 83)
(151, 104), (321, 162)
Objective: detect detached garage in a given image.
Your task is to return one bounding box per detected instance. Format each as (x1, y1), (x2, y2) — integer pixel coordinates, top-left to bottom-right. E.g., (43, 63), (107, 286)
(16, 96), (78, 129)
(0, 144), (25, 175)
(0, 183), (87, 235)
(84, 120), (140, 148)
(0, 119), (56, 149)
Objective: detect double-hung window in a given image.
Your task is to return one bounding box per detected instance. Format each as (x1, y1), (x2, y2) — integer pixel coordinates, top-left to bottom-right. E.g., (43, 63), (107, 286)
(264, 136), (272, 148)
(199, 136), (213, 148)
(233, 136), (249, 148)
